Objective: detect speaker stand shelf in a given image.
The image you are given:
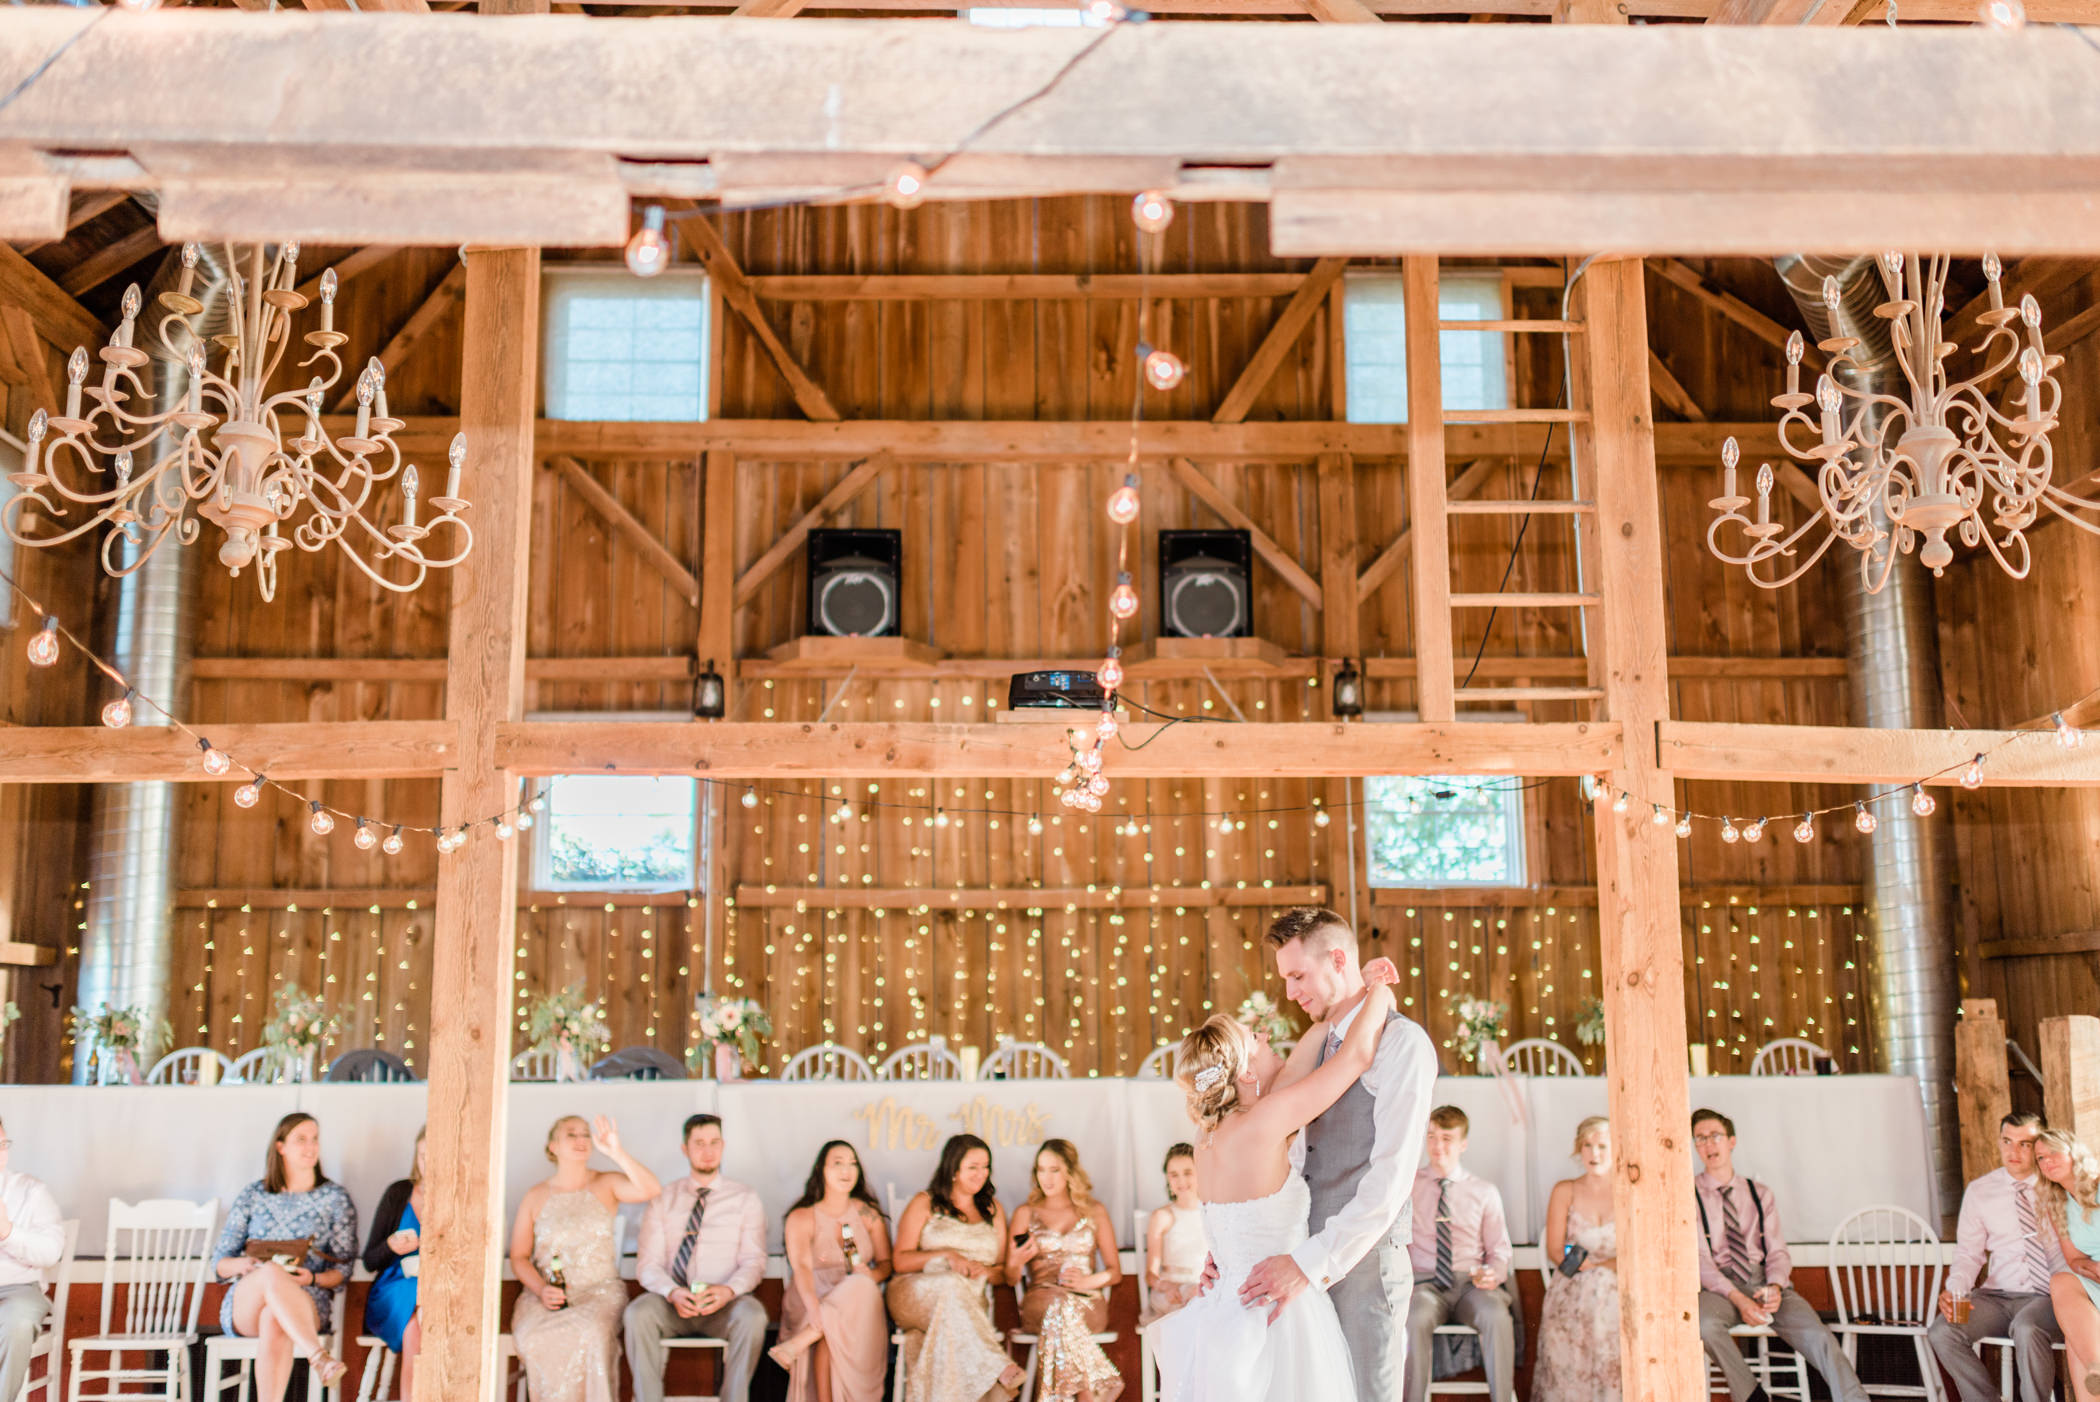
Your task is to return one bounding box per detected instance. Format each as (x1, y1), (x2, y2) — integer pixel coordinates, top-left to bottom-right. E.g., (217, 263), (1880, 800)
(765, 636), (945, 672)
(1135, 637), (1290, 670)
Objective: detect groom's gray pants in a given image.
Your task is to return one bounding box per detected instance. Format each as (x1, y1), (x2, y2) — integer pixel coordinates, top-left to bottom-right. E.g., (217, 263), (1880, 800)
(1330, 1239), (1413, 1402)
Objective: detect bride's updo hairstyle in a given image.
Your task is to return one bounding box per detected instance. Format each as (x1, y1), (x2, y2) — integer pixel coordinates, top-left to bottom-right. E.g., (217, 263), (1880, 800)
(1176, 1014), (1253, 1134)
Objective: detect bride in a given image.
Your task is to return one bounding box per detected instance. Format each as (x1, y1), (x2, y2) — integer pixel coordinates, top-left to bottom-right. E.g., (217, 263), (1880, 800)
(1152, 959), (1399, 1401)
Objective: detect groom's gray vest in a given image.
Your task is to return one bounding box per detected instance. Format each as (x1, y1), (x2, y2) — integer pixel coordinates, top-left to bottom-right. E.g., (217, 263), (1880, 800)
(1304, 1010), (1407, 1243)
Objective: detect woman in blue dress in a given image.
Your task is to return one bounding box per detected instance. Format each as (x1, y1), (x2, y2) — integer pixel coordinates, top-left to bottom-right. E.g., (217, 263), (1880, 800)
(2036, 1128), (2100, 1402)
(212, 1112), (357, 1396)
(361, 1127), (426, 1397)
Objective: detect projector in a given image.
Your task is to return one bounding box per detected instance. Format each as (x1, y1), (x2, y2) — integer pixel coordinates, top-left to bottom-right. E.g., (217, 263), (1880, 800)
(1007, 670), (1109, 710)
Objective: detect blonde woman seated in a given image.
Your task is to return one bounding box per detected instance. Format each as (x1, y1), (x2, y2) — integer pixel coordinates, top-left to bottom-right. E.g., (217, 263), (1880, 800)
(508, 1115), (661, 1402)
(1140, 1144), (1205, 1326)
(1007, 1139), (1123, 1402)
(2035, 1129), (2100, 1402)
(771, 1140), (894, 1402)
(887, 1134), (1028, 1402)
(1532, 1116), (1620, 1402)
(1153, 958), (1401, 1401)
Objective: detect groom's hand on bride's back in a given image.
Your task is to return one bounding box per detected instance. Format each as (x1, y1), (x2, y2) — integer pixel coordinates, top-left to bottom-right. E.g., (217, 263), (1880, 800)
(1196, 1253), (1218, 1297)
(1238, 1254), (1311, 1324)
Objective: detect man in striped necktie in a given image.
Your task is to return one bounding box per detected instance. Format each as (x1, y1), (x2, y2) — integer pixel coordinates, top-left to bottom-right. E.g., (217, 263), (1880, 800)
(1401, 1106), (1515, 1402)
(1928, 1112), (2066, 1402)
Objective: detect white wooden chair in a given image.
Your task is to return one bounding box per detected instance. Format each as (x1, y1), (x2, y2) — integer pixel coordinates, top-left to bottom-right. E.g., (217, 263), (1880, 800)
(203, 1281), (345, 1402)
(1707, 1326), (1811, 1402)
(978, 1039), (1070, 1081)
(1971, 1334), (2067, 1402)
(1132, 1206), (1159, 1402)
(67, 1197), (219, 1402)
(1827, 1205), (1944, 1402)
(779, 1043), (877, 1082)
(878, 1038), (965, 1081)
(1749, 1038), (1832, 1076)
(223, 1047), (303, 1086)
(1500, 1038), (1586, 1077)
(19, 1218), (77, 1402)
(1135, 1044), (1176, 1080)
(145, 1047), (233, 1087)
(509, 1048), (555, 1082)
(1427, 1321), (1489, 1397)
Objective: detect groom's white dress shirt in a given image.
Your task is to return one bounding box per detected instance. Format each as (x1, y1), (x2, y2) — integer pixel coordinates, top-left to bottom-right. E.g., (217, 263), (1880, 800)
(1289, 995), (1438, 1290)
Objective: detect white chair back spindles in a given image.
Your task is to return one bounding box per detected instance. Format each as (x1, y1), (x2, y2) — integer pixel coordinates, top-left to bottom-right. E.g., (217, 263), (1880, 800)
(1135, 1044), (1176, 1080)
(510, 1048), (556, 1082)
(103, 1197), (219, 1341)
(223, 1047), (303, 1086)
(1501, 1039), (1586, 1077)
(779, 1043), (877, 1083)
(22, 1218), (77, 1402)
(877, 1037), (964, 1081)
(1749, 1038), (1831, 1076)
(978, 1038), (1070, 1081)
(1830, 1205), (1942, 1327)
(145, 1047), (234, 1087)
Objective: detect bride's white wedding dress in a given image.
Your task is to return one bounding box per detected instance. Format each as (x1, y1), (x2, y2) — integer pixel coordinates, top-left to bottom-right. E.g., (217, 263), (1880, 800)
(1149, 1173), (1357, 1402)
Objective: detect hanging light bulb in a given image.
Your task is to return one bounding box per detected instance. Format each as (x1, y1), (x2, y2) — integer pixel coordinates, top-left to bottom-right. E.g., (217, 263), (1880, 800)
(495, 819), (515, 841)
(1109, 572), (1140, 620)
(933, 808), (950, 829)
(115, 0), (163, 13)
(1096, 650), (1124, 691)
(1652, 804), (1670, 827)
(1610, 791), (1630, 815)
(528, 792), (547, 815)
(235, 777), (263, 809)
(1027, 814), (1044, 835)
(1087, 774), (1110, 797)
(1107, 475), (1141, 525)
(1578, 774), (1598, 805)
(197, 738), (231, 776)
(1142, 347), (1185, 392)
(1960, 754), (1985, 789)
(382, 826), (405, 856)
(26, 617), (60, 668)
(516, 810), (534, 831)
(1131, 190), (1174, 234)
(1675, 814), (1693, 839)
(1721, 818), (1740, 844)
(1314, 807), (1332, 828)
(1854, 801), (1877, 835)
(354, 820), (378, 851)
(101, 689), (134, 729)
(306, 801), (335, 836)
(885, 163), (929, 209)
(2056, 712), (2082, 749)
(1911, 784), (1937, 816)
(741, 787), (759, 809)
(1793, 813), (1815, 844)
(435, 829), (455, 855)
(625, 205), (669, 278)
(1978, 0), (2027, 27)
(1743, 818), (1766, 843)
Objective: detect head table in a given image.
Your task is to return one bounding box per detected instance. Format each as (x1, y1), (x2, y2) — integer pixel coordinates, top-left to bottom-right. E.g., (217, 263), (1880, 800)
(2, 1073), (1937, 1257)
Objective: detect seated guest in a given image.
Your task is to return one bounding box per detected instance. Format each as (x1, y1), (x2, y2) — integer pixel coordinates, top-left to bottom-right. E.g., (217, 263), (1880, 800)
(1140, 1144), (1205, 1326)
(510, 1115), (659, 1402)
(1403, 1106), (1515, 1402)
(0, 1116), (65, 1402)
(2035, 1129), (2100, 1402)
(361, 1127), (427, 1398)
(1007, 1139), (1122, 1402)
(1692, 1108), (1867, 1402)
(1533, 1116), (1620, 1402)
(212, 1113), (356, 1396)
(887, 1133), (1027, 1402)
(1928, 1112), (2065, 1402)
(770, 1139), (893, 1402)
(627, 1114), (767, 1402)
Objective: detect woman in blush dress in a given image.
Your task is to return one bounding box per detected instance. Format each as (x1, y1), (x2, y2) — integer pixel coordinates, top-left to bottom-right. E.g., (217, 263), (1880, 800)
(770, 1140), (893, 1402)
(1008, 1139), (1122, 1402)
(886, 1134), (1027, 1402)
(360, 1128), (426, 1398)
(507, 1115), (661, 1402)
(1532, 1116), (1621, 1402)
(2035, 1129), (2100, 1401)
(1140, 1144), (1206, 1326)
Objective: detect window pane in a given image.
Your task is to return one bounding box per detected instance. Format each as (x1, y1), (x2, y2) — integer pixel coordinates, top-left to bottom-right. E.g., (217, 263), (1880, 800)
(544, 270), (710, 423)
(1363, 774), (1524, 887)
(538, 774), (697, 889)
(1343, 272), (1510, 424)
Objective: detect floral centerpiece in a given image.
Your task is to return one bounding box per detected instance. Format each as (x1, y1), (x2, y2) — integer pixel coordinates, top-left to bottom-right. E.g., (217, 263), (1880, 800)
(1453, 996), (1508, 1069)
(1235, 990), (1297, 1047)
(262, 983), (343, 1083)
(67, 1002), (171, 1085)
(1575, 997), (1607, 1052)
(691, 993), (772, 1080)
(523, 984), (611, 1083)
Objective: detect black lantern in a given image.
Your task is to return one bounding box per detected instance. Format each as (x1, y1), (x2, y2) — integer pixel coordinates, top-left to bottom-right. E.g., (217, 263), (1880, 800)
(1331, 659), (1363, 718)
(694, 661), (726, 719)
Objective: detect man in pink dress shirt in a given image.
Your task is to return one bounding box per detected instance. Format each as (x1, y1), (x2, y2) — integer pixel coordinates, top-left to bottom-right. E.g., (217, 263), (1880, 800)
(1402, 1106), (1515, 1402)
(1693, 1108), (1867, 1402)
(1927, 1112), (2065, 1402)
(0, 1120), (64, 1402)
(624, 1115), (769, 1402)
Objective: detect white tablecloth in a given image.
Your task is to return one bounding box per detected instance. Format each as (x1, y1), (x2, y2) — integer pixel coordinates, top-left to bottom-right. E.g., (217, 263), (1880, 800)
(0, 1073), (1935, 1256)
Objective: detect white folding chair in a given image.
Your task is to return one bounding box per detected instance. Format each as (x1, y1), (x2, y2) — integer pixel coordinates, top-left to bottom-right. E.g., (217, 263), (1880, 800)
(203, 1281), (345, 1402)
(509, 1048), (556, 1082)
(877, 1038), (964, 1081)
(779, 1043), (877, 1082)
(19, 1218), (77, 1402)
(1972, 1334), (2068, 1401)
(1134, 1044), (1176, 1080)
(1749, 1038), (1832, 1076)
(1500, 1038), (1586, 1077)
(1132, 1207), (1159, 1402)
(145, 1048), (233, 1087)
(67, 1197), (219, 1402)
(351, 1338), (395, 1402)
(1827, 1205), (1944, 1402)
(1707, 1326), (1811, 1402)
(978, 1039), (1070, 1081)
(222, 1048), (302, 1086)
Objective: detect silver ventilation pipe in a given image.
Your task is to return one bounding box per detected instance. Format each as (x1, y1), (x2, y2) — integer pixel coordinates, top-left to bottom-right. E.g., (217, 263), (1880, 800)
(1775, 254), (1962, 1216)
(71, 241), (232, 1082)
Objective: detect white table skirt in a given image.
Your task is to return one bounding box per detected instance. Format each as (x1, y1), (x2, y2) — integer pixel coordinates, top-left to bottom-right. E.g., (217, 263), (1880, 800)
(1, 1073), (1935, 1257)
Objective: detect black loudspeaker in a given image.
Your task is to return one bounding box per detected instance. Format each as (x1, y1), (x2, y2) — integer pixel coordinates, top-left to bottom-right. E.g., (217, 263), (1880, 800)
(805, 529), (902, 638)
(1159, 529), (1253, 639)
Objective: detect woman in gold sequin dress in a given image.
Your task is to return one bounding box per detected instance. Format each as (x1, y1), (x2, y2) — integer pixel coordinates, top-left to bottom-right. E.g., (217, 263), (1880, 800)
(1008, 1140), (1123, 1402)
(508, 1115), (662, 1402)
(886, 1135), (1027, 1402)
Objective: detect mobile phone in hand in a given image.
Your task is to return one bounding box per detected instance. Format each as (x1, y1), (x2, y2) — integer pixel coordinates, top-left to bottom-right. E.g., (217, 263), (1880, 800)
(1556, 1243), (1589, 1278)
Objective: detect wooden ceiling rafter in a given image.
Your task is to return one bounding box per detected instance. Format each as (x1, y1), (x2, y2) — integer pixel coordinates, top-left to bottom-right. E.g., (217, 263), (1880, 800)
(1169, 457), (1325, 609)
(0, 242), (106, 353)
(672, 210), (842, 421)
(330, 258), (466, 411)
(545, 455), (701, 606)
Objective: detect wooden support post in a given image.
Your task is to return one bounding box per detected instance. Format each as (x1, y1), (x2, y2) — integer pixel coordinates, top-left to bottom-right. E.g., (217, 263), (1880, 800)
(1573, 256), (1703, 1402)
(2040, 1014), (2100, 1141)
(1402, 256), (1454, 723)
(419, 245), (539, 1402)
(1953, 998), (2012, 1184)
(699, 448), (738, 702)
(1318, 453), (1360, 656)
(1212, 258), (1348, 425)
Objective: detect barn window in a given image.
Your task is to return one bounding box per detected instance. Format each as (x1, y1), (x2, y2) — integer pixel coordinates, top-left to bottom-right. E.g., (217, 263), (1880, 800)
(542, 266), (710, 422)
(1343, 270), (1510, 424)
(1363, 775), (1527, 888)
(531, 773), (699, 892)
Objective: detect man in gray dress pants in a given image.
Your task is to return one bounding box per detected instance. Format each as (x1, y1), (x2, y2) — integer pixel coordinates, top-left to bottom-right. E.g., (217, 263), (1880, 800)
(1236, 907), (1440, 1402)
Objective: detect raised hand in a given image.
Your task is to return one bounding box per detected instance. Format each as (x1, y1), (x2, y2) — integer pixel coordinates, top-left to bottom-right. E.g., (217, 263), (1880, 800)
(1362, 956), (1400, 987)
(590, 1115), (621, 1158)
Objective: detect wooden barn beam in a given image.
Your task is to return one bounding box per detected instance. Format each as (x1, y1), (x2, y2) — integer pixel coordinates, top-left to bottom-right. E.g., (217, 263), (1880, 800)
(1170, 457), (1324, 609)
(1645, 348), (1706, 422)
(0, 242), (105, 353)
(0, 305), (56, 410)
(1646, 258), (1824, 368)
(674, 213), (841, 422)
(1317, 453), (1360, 655)
(331, 260), (466, 411)
(733, 454), (887, 606)
(546, 456), (700, 607)
(1404, 255), (1456, 723)
(1660, 720), (2100, 784)
(1212, 258), (1347, 424)
(55, 219), (159, 297)
(735, 883), (1332, 909)
(294, 244), (400, 302)
(0, 720), (455, 783)
(744, 272), (1308, 301)
(1355, 458), (1498, 605)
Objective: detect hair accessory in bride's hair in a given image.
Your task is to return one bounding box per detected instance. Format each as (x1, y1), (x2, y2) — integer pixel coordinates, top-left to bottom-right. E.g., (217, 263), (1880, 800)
(1193, 1064), (1226, 1093)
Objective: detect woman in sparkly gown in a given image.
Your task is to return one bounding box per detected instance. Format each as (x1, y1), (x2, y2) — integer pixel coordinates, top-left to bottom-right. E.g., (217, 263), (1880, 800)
(1008, 1140), (1122, 1402)
(507, 1115), (661, 1402)
(772, 1139), (894, 1402)
(886, 1134), (1028, 1402)
(1532, 1116), (1621, 1402)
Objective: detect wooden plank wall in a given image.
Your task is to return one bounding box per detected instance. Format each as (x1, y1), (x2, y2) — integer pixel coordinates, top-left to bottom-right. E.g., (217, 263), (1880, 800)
(8, 207), (1884, 1079)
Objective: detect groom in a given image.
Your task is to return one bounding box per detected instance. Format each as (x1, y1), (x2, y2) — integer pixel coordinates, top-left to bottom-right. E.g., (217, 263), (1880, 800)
(1241, 907), (1438, 1402)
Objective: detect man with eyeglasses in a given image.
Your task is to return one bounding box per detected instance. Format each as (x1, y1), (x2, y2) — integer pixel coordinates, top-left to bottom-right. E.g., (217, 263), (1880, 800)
(1927, 1111), (2065, 1402)
(1692, 1108), (1867, 1402)
(0, 1121), (64, 1402)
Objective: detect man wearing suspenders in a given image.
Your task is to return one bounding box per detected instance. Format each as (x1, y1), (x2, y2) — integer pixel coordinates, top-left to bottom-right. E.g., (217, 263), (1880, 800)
(1692, 1108), (1868, 1402)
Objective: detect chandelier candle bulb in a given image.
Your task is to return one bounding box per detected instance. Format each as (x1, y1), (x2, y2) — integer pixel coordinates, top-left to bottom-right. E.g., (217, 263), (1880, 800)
(442, 434), (466, 504)
(64, 348), (85, 421)
(318, 267), (338, 333)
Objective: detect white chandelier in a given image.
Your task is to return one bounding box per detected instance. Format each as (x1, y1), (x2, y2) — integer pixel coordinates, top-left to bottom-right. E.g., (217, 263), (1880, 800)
(1708, 251), (2070, 594)
(3, 242), (470, 600)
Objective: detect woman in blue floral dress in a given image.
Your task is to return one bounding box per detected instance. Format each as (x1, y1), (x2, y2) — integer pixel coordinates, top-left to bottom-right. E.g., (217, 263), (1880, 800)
(212, 1113), (357, 1396)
